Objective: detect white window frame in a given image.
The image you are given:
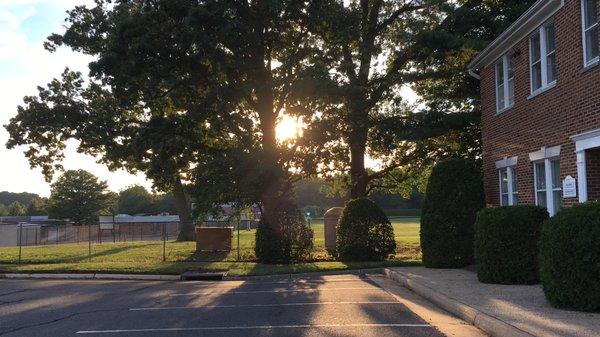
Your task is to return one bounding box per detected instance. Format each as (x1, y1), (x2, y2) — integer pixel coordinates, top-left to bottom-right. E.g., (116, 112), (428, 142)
(533, 161), (547, 208)
(550, 158), (562, 214)
(529, 23), (557, 95)
(530, 146), (561, 216)
(495, 54), (514, 113)
(533, 158), (561, 216)
(533, 157), (562, 216)
(498, 166), (518, 206)
(582, 0), (599, 67)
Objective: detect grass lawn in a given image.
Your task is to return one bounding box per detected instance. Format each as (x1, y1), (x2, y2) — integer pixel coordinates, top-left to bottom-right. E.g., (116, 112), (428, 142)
(0, 217), (422, 276)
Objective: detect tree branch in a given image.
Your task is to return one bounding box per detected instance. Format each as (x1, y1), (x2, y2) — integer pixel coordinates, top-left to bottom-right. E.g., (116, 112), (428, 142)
(368, 163), (402, 181)
(375, 3), (424, 35)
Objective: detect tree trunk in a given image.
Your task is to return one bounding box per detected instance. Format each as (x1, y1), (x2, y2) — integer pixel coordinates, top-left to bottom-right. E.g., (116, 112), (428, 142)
(350, 141), (369, 199)
(173, 177), (194, 241)
(258, 107), (285, 222)
(348, 103), (370, 199)
(255, 51), (288, 222)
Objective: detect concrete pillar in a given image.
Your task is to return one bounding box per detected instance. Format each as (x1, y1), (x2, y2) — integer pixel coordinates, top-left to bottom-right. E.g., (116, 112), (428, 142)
(323, 207), (344, 252)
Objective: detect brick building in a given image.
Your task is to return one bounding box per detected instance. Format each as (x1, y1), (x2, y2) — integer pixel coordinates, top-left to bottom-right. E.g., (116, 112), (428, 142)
(468, 0), (600, 215)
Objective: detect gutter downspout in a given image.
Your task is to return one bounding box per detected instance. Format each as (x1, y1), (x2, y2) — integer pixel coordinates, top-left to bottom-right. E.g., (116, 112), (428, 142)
(468, 68), (480, 80)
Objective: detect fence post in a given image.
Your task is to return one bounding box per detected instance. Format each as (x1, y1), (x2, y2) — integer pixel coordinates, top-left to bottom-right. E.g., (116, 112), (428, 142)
(112, 214), (116, 243)
(237, 219), (240, 261)
(18, 222), (22, 264)
(88, 222), (92, 262)
(162, 223), (166, 262)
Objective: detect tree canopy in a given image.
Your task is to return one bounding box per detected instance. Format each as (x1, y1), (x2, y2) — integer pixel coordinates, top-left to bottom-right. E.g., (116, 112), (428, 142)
(47, 170), (115, 225)
(26, 197), (48, 216)
(117, 185), (155, 216)
(187, 0), (320, 219)
(117, 185), (176, 215)
(5, 0), (250, 240)
(7, 201), (26, 216)
(278, 0), (479, 198)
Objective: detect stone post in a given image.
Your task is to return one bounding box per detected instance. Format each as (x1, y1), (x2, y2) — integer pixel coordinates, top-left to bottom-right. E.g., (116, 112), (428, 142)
(323, 207), (344, 252)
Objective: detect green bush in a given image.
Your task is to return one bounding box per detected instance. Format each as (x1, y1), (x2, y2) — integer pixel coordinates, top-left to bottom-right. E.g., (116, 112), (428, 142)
(255, 199), (313, 264)
(475, 206), (548, 284)
(420, 158), (485, 268)
(336, 198), (396, 261)
(539, 202), (600, 312)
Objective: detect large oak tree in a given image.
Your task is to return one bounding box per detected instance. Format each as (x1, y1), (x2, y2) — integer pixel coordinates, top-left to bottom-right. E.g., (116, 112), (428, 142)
(5, 0), (248, 240)
(288, 0), (475, 199)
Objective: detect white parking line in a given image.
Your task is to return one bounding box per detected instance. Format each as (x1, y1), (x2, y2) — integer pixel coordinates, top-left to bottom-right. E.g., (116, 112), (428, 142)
(235, 278), (369, 284)
(169, 287), (383, 296)
(130, 301), (401, 311)
(76, 323), (433, 334)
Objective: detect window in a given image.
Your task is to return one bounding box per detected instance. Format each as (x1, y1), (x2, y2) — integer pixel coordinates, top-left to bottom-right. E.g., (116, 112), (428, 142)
(534, 158), (562, 215)
(495, 55), (515, 112)
(530, 24), (557, 93)
(534, 162), (547, 208)
(582, 0), (599, 66)
(499, 167), (518, 206)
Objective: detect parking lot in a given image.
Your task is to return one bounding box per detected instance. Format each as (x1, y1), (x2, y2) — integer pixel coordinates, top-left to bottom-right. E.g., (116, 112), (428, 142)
(0, 274), (483, 337)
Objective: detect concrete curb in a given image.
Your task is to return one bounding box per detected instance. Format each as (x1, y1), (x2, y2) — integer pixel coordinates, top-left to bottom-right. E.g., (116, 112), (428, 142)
(222, 268), (383, 281)
(383, 268), (536, 337)
(0, 268), (384, 282)
(0, 273), (180, 281)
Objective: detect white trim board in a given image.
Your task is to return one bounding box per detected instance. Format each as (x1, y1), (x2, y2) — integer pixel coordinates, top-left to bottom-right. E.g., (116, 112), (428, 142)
(571, 128), (600, 203)
(495, 156), (518, 169)
(572, 128), (600, 152)
(529, 146), (561, 161)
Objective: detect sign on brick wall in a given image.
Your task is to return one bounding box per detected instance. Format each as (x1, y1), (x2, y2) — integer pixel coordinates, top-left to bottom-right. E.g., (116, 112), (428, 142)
(563, 176), (577, 198)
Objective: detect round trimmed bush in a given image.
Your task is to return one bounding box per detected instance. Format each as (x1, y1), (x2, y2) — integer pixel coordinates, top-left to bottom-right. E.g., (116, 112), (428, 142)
(421, 158), (485, 268)
(255, 199), (313, 264)
(539, 202), (600, 312)
(336, 198), (396, 261)
(475, 206), (548, 284)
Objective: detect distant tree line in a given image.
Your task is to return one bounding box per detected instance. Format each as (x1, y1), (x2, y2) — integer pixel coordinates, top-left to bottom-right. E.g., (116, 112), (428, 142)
(0, 191), (39, 206)
(0, 173), (176, 219)
(0, 193), (47, 217)
(116, 185), (177, 216)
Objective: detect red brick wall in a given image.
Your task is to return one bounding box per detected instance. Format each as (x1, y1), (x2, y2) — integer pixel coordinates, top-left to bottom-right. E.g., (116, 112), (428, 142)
(586, 149), (600, 200)
(480, 0), (600, 207)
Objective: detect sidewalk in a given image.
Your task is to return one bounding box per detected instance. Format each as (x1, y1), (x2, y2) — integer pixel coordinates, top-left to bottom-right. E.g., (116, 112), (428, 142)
(384, 267), (600, 337)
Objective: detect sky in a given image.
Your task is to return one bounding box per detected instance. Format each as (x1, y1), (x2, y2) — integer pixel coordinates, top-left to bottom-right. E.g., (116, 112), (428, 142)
(0, 0), (151, 197)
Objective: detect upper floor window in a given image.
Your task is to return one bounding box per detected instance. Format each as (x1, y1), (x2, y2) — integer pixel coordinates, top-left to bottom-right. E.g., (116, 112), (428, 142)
(582, 0), (599, 66)
(530, 24), (557, 94)
(495, 55), (514, 112)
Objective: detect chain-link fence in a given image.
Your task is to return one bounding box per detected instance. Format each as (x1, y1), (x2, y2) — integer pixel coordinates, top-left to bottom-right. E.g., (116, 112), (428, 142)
(0, 222), (181, 264)
(0, 216), (422, 266)
(2, 223), (180, 247)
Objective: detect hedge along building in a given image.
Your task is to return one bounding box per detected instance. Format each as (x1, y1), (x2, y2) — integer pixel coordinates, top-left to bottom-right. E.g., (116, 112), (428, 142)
(468, 0), (600, 216)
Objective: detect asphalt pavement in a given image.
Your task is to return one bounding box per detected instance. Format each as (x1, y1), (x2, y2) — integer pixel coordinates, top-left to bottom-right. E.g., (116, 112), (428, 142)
(0, 274), (481, 337)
